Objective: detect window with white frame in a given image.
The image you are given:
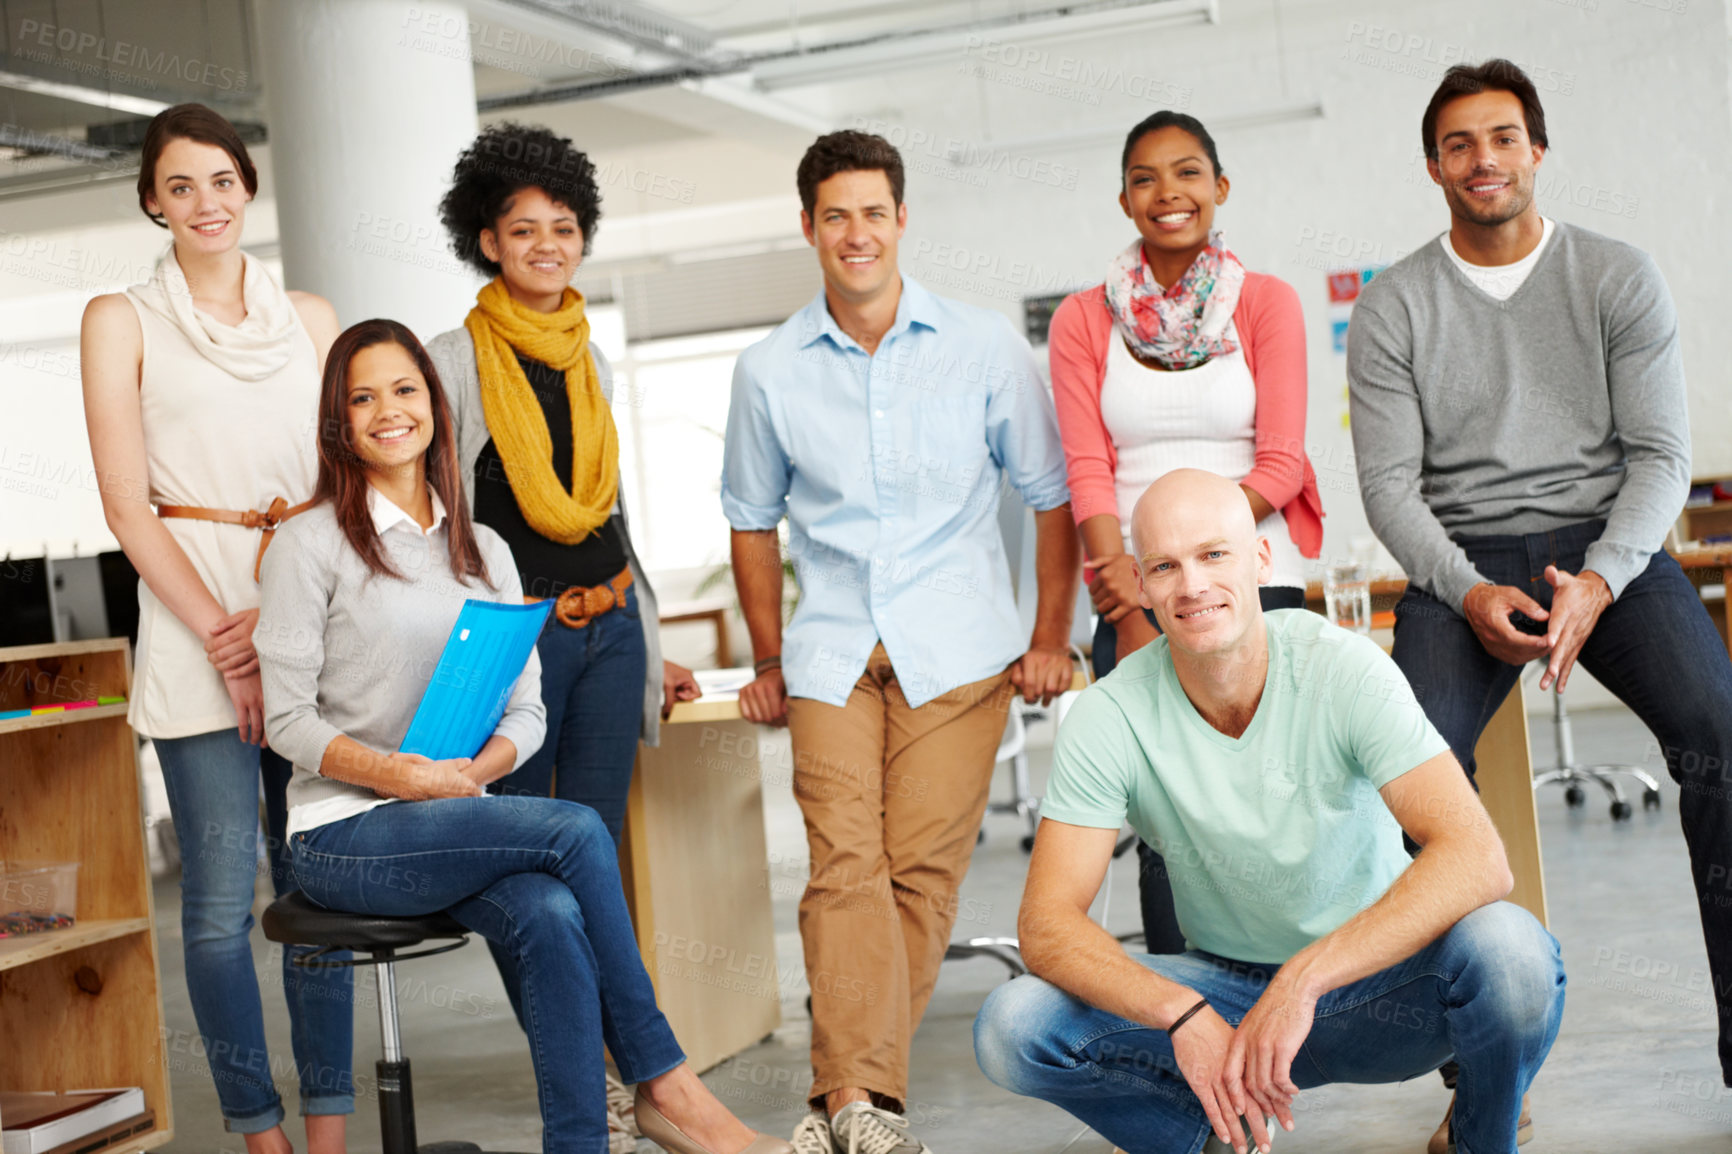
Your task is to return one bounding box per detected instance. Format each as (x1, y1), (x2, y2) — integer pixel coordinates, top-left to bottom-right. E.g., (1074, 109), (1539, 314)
(601, 317), (776, 575)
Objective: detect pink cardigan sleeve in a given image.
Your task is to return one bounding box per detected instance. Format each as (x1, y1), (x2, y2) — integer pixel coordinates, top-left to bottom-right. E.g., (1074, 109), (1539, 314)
(1047, 289), (1119, 525)
(1237, 275), (1310, 511)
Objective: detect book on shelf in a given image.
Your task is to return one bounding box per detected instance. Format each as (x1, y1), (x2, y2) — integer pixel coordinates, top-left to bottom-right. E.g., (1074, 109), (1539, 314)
(38, 1110), (155, 1154)
(0, 1089), (146, 1154)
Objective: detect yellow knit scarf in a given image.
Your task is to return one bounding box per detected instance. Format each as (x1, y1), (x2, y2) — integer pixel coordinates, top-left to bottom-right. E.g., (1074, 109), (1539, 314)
(465, 278), (619, 545)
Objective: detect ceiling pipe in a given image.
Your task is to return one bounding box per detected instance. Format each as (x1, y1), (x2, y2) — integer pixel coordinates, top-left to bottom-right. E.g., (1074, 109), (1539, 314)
(480, 0), (1213, 108)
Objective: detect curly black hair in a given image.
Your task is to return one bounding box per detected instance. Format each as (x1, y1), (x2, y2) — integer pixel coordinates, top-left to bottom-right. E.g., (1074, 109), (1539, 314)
(438, 122), (601, 277)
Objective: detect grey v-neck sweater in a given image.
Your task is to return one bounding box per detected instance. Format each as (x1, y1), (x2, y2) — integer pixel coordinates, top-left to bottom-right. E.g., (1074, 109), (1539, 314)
(1347, 220), (1689, 613)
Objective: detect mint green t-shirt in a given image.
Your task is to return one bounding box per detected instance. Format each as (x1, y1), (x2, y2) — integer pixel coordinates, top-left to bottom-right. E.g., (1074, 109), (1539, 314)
(1044, 610), (1449, 964)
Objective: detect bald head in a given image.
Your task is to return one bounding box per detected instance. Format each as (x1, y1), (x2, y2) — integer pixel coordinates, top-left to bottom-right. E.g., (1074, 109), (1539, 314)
(1129, 469), (1271, 654)
(1131, 469), (1259, 561)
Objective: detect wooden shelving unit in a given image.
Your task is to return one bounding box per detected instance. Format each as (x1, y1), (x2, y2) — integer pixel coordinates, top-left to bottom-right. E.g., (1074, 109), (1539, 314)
(0, 639), (173, 1149)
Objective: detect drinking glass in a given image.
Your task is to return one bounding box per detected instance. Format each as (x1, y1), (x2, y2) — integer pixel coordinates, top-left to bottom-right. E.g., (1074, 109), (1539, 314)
(1324, 563), (1372, 635)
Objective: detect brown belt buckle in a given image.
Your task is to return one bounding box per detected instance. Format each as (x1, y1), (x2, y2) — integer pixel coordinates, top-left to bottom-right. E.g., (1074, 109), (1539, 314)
(552, 570), (630, 629)
(554, 584), (609, 629)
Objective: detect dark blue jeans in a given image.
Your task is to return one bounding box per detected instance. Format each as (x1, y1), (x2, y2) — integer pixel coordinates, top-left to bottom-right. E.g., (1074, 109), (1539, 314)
(290, 797), (685, 1153)
(977, 903), (1565, 1154)
(487, 582), (648, 1024)
(1092, 586), (1308, 955)
(154, 730), (354, 1132)
(490, 583), (648, 840)
(1390, 519), (1732, 1081)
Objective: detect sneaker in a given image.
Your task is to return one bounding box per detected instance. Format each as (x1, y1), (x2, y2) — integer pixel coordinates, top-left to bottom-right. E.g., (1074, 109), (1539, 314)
(791, 1110), (837, 1154)
(828, 1102), (930, 1154)
(606, 1069), (639, 1153)
(1427, 1092), (1533, 1154)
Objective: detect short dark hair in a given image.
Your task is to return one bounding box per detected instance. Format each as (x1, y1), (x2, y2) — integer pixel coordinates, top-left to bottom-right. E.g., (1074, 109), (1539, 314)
(796, 131), (905, 217)
(439, 123), (601, 278)
(1120, 111), (1224, 183)
(1421, 59), (1549, 163)
(136, 103), (258, 228)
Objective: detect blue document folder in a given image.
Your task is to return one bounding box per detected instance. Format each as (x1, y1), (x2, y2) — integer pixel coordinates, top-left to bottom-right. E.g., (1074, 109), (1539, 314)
(399, 599), (552, 761)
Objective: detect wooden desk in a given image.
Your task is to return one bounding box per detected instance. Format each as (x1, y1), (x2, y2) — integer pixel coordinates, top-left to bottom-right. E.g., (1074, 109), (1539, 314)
(619, 672), (779, 1074)
(1438, 648), (1546, 926)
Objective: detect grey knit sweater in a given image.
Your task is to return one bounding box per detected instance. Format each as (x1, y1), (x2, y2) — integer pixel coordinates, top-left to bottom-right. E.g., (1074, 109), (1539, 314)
(1347, 221), (1689, 613)
(257, 501), (546, 832)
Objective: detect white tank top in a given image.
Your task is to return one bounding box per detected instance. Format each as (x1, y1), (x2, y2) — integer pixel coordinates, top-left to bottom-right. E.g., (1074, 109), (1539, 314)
(1099, 329), (1305, 589)
(124, 280), (321, 738)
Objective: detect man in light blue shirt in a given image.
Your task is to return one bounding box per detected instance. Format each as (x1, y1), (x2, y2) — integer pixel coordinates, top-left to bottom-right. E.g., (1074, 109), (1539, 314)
(974, 470), (1563, 1154)
(722, 130), (1079, 1154)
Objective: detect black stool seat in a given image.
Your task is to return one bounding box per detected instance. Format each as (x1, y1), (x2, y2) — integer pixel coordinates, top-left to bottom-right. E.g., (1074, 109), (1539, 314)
(263, 891), (466, 951)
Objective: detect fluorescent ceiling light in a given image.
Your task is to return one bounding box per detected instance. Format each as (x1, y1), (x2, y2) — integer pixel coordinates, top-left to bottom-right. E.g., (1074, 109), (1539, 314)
(751, 0), (1215, 90)
(0, 69), (169, 117)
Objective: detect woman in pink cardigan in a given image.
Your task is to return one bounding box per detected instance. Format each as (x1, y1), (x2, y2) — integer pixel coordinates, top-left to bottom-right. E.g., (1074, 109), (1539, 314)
(1049, 110), (1325, 951)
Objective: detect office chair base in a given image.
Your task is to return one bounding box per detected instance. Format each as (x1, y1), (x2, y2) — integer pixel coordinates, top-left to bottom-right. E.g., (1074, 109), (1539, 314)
(1533, 764), (1662, 821)
(942, 937), (1026, 978)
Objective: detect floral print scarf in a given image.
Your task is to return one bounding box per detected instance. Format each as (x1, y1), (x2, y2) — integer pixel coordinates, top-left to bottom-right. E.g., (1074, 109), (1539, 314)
(1103, 231), (1245, 370)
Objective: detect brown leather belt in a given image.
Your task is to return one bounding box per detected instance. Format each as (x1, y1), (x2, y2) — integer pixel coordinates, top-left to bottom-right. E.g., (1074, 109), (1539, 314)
(157, 496), (316, 582)
(530, 567), (633, 629)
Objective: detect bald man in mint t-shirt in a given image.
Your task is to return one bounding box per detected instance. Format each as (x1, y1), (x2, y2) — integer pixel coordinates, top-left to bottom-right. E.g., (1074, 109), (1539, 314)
(972, 470), (1564, 1154)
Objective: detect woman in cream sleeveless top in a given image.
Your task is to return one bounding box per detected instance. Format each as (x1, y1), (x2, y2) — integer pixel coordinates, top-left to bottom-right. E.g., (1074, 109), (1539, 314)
(126, 254), (321, 734)
(80, 104), (354, 1154)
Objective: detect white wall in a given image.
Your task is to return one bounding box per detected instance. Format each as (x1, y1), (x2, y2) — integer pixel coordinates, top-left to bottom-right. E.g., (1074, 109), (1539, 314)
(795, 0), (1731, 575)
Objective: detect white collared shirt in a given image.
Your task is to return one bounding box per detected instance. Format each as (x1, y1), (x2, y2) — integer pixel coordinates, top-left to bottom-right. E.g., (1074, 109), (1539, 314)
(367, 483), (448, 537)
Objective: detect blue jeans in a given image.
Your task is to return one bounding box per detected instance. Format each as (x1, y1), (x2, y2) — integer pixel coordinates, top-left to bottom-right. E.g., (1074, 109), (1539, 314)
(490, 582), (648, 840)
(975, 903), (1565, 1154)
(1092, 586), (1308, 957)
(486, 582), (648, 1026)
(1390, 519), (1732, 1080)
(289, 796), (685, 1153)
(154, 729), (355, 1133)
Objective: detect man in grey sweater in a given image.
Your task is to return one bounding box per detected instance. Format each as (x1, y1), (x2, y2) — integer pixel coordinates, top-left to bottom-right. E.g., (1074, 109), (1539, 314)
(1349, 59), (1732, 1115)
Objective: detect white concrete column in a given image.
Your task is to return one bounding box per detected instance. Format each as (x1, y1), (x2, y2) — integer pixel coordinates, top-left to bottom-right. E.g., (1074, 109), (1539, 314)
(258, 0), (480, 341)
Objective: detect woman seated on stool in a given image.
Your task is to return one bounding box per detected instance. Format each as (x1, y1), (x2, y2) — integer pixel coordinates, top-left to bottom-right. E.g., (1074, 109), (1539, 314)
(255, 318), (791, 1154)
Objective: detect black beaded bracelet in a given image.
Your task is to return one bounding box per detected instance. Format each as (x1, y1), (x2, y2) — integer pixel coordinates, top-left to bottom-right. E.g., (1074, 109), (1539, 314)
(1166, 996), (1211, 1038)
(754, 656), (782, 674)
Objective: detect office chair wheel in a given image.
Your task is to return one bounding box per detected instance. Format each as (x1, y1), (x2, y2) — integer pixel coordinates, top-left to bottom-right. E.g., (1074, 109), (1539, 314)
(1020, 834), (1036, 853)
(976, 828), (986, 845)
(1611, 799), (1633, 821)
(1644, 789), (1663, 811)
(1564, 784), (1586, 808)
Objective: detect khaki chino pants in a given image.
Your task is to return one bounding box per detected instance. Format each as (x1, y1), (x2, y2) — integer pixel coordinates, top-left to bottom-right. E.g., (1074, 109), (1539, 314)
(786, 643), (1014, 1108)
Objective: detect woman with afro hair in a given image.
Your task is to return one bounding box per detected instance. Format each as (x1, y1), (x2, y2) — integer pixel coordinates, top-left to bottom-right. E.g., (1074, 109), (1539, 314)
(427, 122), (703, 1150)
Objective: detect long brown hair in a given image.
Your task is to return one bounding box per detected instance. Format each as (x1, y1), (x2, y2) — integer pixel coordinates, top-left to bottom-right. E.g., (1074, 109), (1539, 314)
(314, 319), (495, 589)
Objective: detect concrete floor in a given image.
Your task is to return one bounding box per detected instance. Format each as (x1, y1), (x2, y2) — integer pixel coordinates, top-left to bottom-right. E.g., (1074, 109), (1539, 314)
(152, 703), (1728, 1153)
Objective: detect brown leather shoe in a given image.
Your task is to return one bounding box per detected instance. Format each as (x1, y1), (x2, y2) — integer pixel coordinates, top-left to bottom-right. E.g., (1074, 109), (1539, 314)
(1427, 1092), (1533, 1153)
